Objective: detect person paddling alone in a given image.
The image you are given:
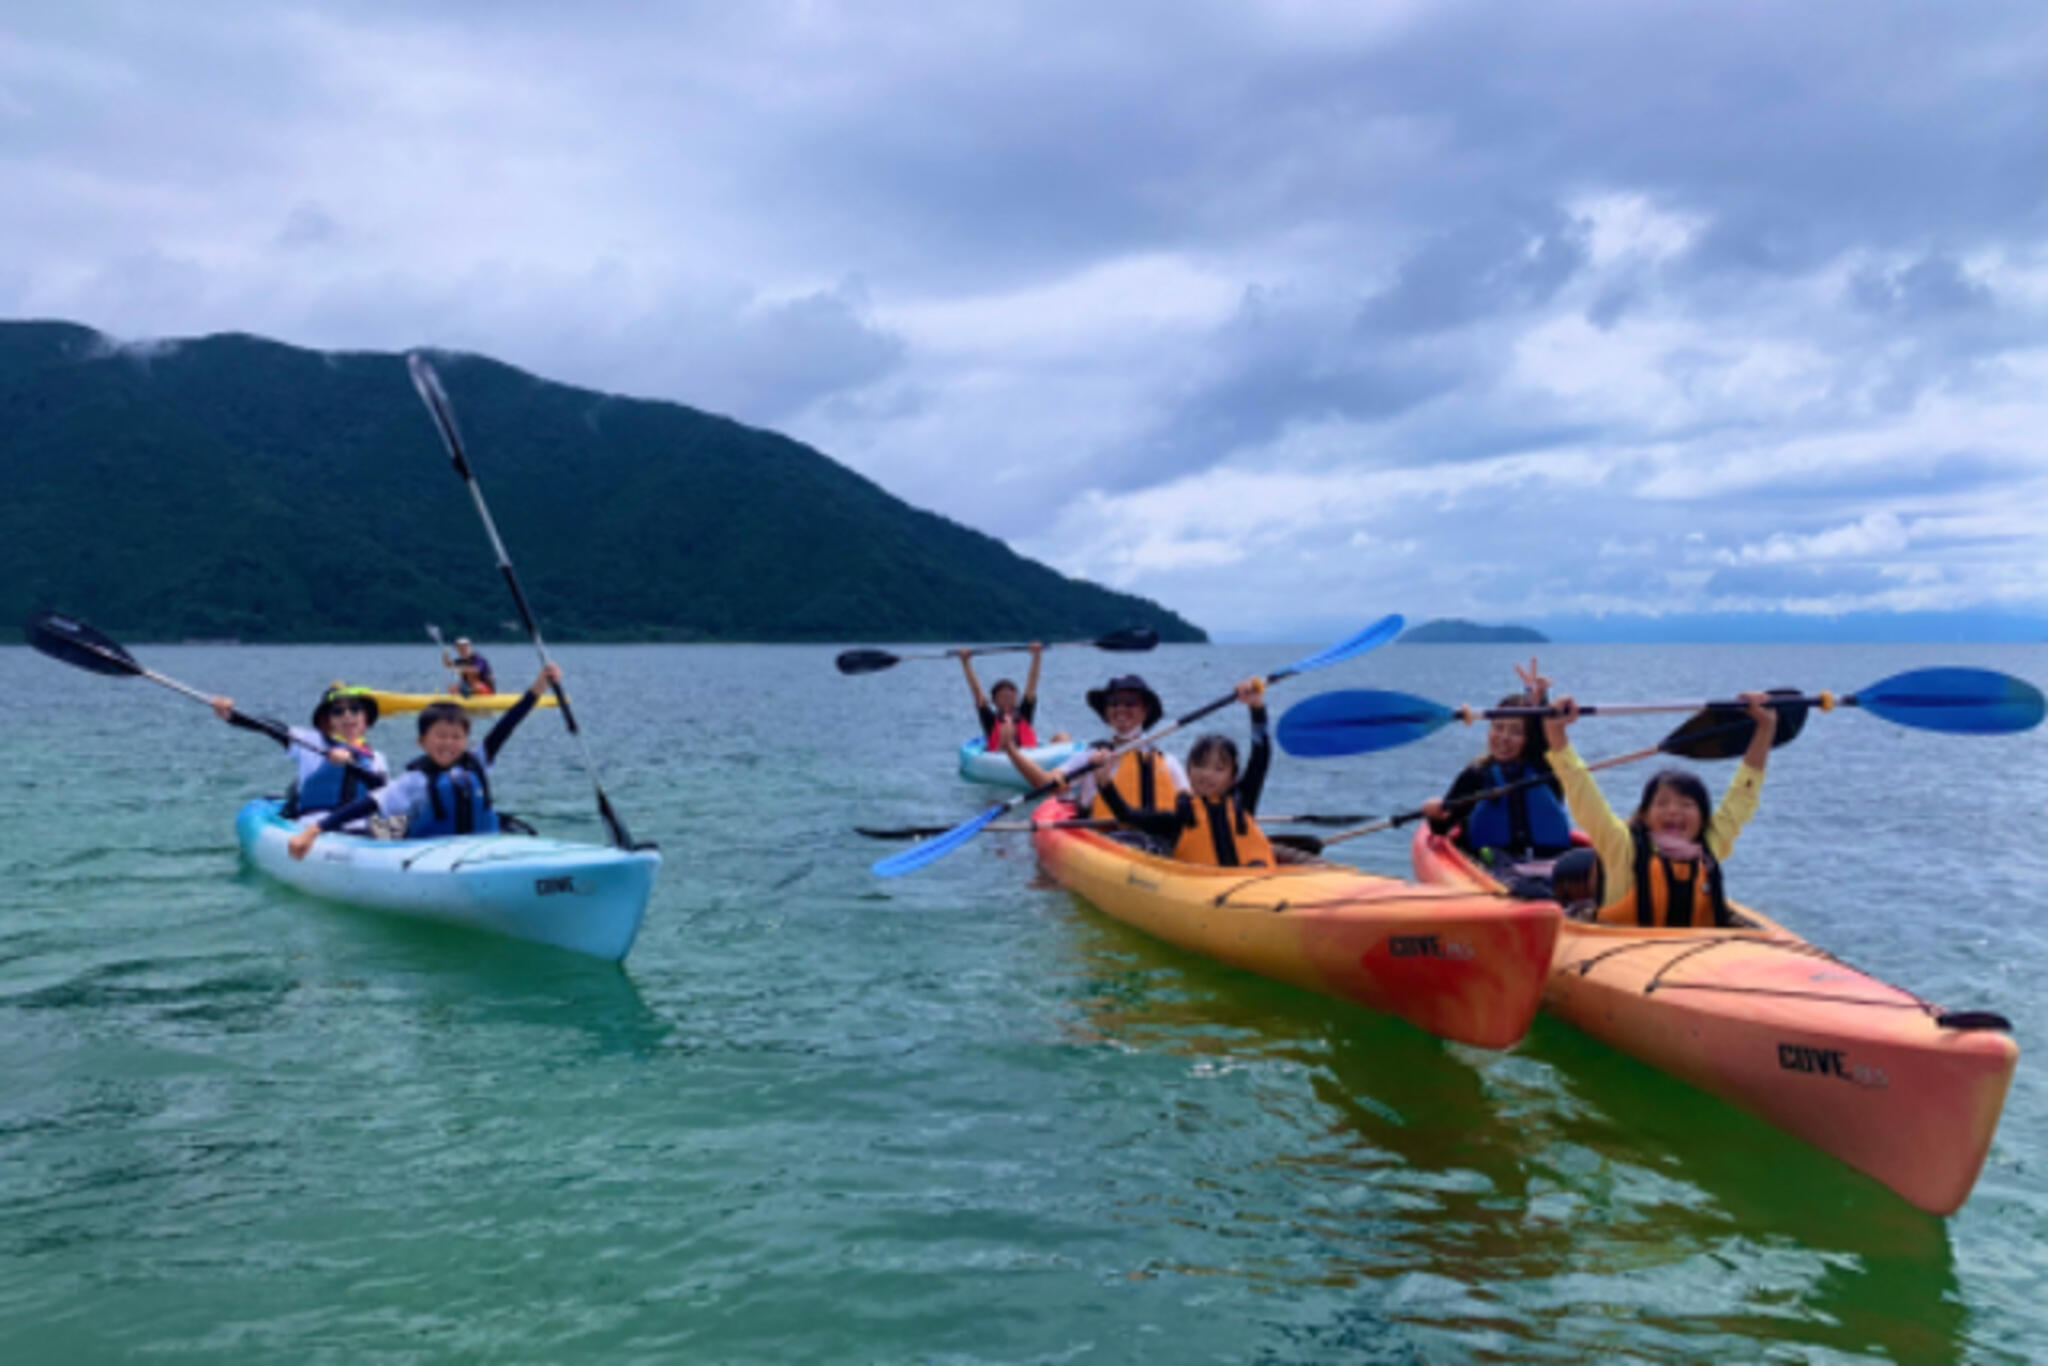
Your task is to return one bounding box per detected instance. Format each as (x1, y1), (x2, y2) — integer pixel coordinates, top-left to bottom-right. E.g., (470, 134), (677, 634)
(287, 663), (560, 859)
(956, 641), (1069, 750)
(210, 683), (390, 823)
(442, 636), (497, 697)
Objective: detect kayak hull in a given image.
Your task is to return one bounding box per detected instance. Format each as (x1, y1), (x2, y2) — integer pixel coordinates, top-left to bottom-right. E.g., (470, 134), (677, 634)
(958, 737), (1084, 790)
(235, 799), (656, 961)
(1411, 828), (2017, 1215)
(1033, 801), (1557, 1048)
(355, 687), (558, 715)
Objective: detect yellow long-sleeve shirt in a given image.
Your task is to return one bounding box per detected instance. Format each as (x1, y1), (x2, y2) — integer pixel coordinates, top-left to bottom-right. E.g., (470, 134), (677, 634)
(1549, 744), (1765, 909)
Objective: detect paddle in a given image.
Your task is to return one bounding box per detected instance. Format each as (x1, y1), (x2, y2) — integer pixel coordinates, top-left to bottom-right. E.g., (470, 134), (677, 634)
(25, 610), (383, 782)
(855, 811), (1379, 841)
(836, 627), (1159, 676)
(869, 613), (1405, 877)
(407, 353), (646, 852)
(1278, 667), (2044, 759)
(1284, 707), (1797, 855)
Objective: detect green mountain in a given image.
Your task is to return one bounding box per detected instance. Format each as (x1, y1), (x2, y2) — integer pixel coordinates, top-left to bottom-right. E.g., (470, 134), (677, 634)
(1398, 618), (1548, 644)
(0, 321), (1205, 644)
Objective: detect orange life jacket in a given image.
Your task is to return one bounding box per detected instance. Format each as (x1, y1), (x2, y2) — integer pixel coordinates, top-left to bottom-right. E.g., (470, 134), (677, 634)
(1082, 746), (1178, 818)
(1595, 829), (1732, 928)
(1171, 792), (1274, 868)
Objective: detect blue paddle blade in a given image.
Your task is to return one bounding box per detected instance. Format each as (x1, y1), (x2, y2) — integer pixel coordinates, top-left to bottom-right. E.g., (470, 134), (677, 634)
(1278, 689), (1458, 757)
(1853, 668), (2046, 735)
(871, 804), (1006, 877)
(1279, 613), (1405, 679)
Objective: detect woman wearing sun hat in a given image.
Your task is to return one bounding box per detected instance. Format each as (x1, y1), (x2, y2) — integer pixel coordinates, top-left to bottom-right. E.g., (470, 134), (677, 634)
(208, 682), (392, 820)
(1002, 672), (1187, 821)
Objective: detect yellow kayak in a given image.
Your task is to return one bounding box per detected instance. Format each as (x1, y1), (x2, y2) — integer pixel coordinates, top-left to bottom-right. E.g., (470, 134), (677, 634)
(354, 687), (559, 715)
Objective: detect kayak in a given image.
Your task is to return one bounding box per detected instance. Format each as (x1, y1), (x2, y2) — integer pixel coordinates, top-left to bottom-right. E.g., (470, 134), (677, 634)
(235, 799), (657, 961)
(1032, 801), (1557, 1048)
(355, 687), (558, 715)
(958, 737), (1085, 790)
(1410, 829), (2017, 1215)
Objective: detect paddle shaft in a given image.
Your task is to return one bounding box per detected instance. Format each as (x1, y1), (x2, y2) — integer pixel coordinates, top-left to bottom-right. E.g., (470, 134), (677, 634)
(100, 643), (381, 779)
(1467, 694), (1822, 723)
(409, 355), (638, 850)
(858, 811), (1374, 840)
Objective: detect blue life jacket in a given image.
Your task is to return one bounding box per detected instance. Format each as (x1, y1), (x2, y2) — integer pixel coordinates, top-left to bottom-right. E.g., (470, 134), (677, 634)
(298, 741), (380, 814)
(406, 754), (500, 837)
(1464, 760), (1571, 856)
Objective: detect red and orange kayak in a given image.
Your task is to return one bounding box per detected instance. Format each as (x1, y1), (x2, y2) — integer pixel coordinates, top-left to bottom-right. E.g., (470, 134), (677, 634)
(1030, 801), (1558, 1049)
(1410, 829), (2018, 1214)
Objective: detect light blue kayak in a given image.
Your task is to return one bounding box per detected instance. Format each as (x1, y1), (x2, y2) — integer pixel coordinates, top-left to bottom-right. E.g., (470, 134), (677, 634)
(956, 737), (1085, 791)
(235, 799), (658, 961)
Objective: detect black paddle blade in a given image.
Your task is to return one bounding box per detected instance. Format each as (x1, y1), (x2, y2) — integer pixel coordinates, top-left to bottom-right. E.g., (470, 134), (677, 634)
(836, 648), (901, 676)
(1095, 627), (1160, 652)
(1658, 693), (1806, 762)
(26, 611), (143, 678)
(856, 824), (951, 841)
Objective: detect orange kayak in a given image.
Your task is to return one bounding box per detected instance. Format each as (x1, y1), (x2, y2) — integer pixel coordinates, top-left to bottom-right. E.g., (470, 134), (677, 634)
(1031, 801), (1557, 1049)
(1411, 829), (2018, 1214)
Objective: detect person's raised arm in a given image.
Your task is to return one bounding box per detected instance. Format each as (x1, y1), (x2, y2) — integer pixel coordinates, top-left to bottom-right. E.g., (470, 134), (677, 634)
(1023, 642), (1044, 705)
(1740, 690), (1778, 772)
(956, 648), (991, 715)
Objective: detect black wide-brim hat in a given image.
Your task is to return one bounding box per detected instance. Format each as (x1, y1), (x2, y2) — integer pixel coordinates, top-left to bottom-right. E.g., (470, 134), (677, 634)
(312, 684), (380, 730)
(1086, 674), (1164, 729)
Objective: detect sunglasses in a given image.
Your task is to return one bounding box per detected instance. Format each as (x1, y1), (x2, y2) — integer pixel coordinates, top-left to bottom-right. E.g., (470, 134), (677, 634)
(1105, 696), (1146, 709)
(327, 700), (368, 715)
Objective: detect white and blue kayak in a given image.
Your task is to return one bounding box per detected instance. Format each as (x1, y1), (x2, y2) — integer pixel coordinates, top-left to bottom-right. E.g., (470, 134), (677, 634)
(957, 736), (1086, 791)
(234, 799), (658, 962)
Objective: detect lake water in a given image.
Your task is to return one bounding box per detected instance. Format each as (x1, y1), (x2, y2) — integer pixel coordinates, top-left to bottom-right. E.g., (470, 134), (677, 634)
(2, 639), (2044, 1363)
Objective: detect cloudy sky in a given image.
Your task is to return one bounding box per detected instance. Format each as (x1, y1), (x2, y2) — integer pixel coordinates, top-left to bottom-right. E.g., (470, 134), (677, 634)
(7, 2), (2047, 639)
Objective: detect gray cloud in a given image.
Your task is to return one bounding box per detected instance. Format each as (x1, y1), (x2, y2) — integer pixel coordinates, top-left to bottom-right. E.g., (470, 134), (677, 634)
(7, 1), (2048, 635)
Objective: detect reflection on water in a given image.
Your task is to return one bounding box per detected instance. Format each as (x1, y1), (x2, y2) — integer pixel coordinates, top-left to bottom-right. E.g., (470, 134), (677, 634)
(1054, 892), (1969, 1363)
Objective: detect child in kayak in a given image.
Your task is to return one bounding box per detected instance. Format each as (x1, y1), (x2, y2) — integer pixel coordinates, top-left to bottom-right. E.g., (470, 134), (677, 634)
(1001, 672), (1186, 821)
(210, 683), (391, 820)
(1542, 689), (1779, 928)
(1421, 658), (1572, 866)
(957, 642), (1068, 749)
(1092, 679), (1274, 866)
(285, 663), (560, 858)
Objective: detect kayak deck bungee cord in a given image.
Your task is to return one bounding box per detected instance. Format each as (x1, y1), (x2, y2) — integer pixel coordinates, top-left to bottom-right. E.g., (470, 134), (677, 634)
(1410, 828), (2017, 1215)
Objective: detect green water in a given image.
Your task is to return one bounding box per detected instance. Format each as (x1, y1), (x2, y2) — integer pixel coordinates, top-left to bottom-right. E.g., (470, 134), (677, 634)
(3, 641), (2043, 1363)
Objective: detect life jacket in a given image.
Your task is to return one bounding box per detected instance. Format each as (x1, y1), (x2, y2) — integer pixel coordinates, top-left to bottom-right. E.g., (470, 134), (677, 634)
(1463, 760), (1571, 856)
(1596, 828), (1733, 928)
(297, 738), (381, 813)
(987, 713), (1039, 749)
(1081, 744), (1179, 818)
(406, 753), (500, 837)
(1172, 792), (1274, 868)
